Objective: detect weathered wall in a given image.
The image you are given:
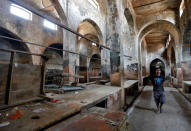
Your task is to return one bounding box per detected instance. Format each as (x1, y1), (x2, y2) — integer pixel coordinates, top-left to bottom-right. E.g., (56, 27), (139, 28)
(58, 0), (109, 81)
(0, 0), (63, 65)
(0, 63), (41, 106)
(180, 0), (191, 81)
(105, 0), (138, 82)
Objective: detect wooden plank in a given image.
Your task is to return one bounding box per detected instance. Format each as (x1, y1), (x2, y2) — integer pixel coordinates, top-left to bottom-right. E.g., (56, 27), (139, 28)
(0, 64), (9, 105)
(11, 64), (41, 91)
(9, 89), (40, 105)
(9, 64), (41, 105)
(41, 60), (46, 94)
(5, 52), (15, 105)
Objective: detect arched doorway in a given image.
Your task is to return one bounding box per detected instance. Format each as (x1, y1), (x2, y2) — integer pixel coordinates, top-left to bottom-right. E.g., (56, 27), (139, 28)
(77, 19), (103, 83)
(0, 27), (33, 106)
(89, 54), (101, 82)
(0, 27), (32, 64)
(150, 59), (165, 77)
(137, 20), (180, 86)
(44, 43), (63, 87)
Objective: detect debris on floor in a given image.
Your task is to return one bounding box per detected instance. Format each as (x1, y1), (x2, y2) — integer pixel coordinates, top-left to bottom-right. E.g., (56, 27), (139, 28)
(0, 121), (10, 127)
(75, 91), (79, 94)
(33, 108), (46, 113)
(53, 99), (59, 103)
(61, 86), (85, 91)
(9, 110), (22, 120)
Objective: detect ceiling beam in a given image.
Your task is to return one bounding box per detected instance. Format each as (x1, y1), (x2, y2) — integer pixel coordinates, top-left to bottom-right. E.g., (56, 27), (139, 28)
(133, 0), (165, 8)
(134, 0), (179, 16)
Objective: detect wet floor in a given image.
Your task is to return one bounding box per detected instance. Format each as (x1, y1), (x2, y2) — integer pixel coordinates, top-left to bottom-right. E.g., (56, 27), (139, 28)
(128, 86), (191, 131)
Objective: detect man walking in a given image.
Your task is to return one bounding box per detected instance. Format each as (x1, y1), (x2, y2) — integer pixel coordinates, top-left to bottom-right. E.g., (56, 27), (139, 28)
(146, 66), (166, 113)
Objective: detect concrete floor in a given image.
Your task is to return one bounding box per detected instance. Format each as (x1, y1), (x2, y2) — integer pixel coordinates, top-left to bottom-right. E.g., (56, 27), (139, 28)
(128, 86), (191, 131)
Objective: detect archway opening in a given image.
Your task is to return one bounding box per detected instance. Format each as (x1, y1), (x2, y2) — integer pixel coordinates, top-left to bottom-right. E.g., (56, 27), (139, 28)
(89, 54), (101, 82)
(138, 20), (180, 66)
(138, 20), (179, 85)
(140, 30), (170, 78)
(44, 43), (64, 88)
(77, 19), (103, 83)
(0, 27), (32, 64)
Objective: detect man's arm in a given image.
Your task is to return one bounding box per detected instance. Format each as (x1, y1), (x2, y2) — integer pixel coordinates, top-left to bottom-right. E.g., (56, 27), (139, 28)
(143, 75), (152, 86)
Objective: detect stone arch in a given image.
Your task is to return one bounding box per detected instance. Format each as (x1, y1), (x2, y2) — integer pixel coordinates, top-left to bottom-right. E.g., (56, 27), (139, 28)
(77, 19), (104, 45)
(43, 43), (63, 70)
(89, 54), (101, 82)
(0, 27), (32, 64)
(138, 20), (181, 64)
(42, 0), (68, 25)
(43, 43), (64, 85)
(76, 19), (103, 83)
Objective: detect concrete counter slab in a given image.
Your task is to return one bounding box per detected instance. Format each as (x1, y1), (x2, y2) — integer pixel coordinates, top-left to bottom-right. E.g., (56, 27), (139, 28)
(0, 84), (122, 131)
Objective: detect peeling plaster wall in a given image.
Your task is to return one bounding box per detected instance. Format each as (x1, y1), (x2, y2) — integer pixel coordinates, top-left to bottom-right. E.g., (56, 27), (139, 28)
(106, 0), (138, 81)
(180, 1), (191, 81)
(58, 0), (108, 81)
(0, 0), (63, 65)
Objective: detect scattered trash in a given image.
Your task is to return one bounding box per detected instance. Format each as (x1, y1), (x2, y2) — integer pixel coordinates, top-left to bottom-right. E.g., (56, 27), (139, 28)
(6, 113), (9, 117)
(13, 107), (18, 111)
(75, 91), (79, 95)
(61, 86), (85, 91)
(53, 100), (59, 103)
(10, 110), (22, 120)
(0, 121), (10, 127)
(35, 103), (41, 106)
(32, 108), (46, 113)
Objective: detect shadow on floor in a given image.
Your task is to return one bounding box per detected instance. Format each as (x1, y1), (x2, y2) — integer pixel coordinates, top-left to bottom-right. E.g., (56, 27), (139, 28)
(170, 91), (191, 125)
(135, 105), (156, 112)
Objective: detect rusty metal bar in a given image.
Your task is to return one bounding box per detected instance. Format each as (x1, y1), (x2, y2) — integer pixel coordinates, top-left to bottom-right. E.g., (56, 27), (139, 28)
(0, 48), (45, 57)
(0, 35), (105, 61)
(5, 52), (15, 105)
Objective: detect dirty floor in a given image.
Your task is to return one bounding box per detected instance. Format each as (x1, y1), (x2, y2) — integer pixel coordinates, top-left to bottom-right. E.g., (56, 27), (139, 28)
(128, 86), (191, 131)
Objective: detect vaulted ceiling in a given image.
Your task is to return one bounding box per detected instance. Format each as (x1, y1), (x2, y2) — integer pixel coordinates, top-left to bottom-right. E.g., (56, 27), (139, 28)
(131, 0), (181, 16)
(130, 0), (181, 54)
(145, 31), (169, 53)
(15, 0), (181, 55)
